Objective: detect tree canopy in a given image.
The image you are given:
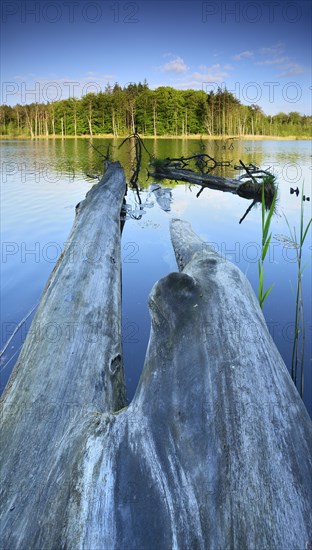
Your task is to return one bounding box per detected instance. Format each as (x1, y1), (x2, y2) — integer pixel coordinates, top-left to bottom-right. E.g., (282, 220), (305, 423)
(0, 82), (311, 138)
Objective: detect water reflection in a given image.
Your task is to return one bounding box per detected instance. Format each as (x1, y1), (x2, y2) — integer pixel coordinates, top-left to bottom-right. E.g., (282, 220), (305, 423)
(0, 138), (311, 417)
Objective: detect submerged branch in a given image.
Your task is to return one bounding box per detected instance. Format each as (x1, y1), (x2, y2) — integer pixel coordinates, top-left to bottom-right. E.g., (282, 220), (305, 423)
(119, 132), (152, 204)
(149, 155), (277, 209)
(239, 199), (257, 224)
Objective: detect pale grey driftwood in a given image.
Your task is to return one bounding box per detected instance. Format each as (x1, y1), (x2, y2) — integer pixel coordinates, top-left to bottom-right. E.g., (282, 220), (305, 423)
(0, 161), (127, 548)
(1, 182), (311, 548)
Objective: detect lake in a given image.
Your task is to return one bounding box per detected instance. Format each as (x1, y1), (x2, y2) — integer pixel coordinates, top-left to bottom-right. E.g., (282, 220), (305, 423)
(1, 137), (311, 418)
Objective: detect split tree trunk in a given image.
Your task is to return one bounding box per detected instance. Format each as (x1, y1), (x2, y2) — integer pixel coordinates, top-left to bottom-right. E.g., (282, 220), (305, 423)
(1, 167), (311, 549)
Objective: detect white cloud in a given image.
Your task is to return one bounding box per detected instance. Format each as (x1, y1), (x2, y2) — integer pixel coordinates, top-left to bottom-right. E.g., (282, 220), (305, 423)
(260, 42), (285, 55)
(167, 64), (231, 90)
(276, 63), (305, 77)
(232, 50), (254, 61)
(3, 72), (116, 104)
(256, 56), (289, 66)
(257, 43), (288, 67)
(13, 72), (115, 84)
(198, 62), (232, 72)
(160, 55), (189, 73)
(255, 43), (304, 77)
(191, 63), (230, 82)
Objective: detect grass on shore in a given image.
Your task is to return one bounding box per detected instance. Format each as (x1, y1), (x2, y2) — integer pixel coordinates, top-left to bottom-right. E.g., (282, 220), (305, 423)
(0, 134), (311, 141)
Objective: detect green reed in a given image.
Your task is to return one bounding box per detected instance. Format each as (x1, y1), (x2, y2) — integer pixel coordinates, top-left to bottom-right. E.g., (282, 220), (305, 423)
(258, 175), (277, 309)
(282, 188), (311, 397)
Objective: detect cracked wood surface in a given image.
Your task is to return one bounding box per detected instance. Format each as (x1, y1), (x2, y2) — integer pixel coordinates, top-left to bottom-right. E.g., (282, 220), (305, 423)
(1, 166), (311, 549)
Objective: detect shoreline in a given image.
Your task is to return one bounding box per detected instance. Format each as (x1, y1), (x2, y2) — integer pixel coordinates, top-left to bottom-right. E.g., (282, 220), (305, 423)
(0, 134), (311, 141)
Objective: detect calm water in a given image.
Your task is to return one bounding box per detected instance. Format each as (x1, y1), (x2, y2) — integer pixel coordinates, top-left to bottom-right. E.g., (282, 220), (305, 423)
(1, 138), (311, 417)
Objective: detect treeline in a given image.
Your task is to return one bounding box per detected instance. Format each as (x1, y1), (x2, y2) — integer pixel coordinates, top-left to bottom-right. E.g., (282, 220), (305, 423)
(0, 81), (311, 138)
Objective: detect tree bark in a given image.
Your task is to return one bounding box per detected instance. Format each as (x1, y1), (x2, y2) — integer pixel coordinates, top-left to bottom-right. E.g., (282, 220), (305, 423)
(150, 165), (267, 201)
(1, 192), (311, 548)
(0, 161), (127, 549)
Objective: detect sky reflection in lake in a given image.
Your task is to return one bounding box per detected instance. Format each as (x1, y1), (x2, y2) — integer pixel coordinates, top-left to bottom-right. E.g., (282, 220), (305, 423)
(1, 138), (311, 416)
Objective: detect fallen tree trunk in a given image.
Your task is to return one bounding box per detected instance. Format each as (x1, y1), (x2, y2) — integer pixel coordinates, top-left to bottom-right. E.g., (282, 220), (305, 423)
(150, 166), (270, 200)
(1, 182), (311, 547)
(0, 161), (127, 548)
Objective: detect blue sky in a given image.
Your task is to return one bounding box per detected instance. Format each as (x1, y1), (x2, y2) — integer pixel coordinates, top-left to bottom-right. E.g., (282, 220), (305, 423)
(1, 0), (311, 114)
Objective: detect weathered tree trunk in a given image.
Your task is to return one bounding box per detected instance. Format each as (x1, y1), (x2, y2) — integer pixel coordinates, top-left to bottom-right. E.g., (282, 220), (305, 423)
(0, 161), (127, 548)
(1, 188), (311, 547)
(150, 166), (268, 201)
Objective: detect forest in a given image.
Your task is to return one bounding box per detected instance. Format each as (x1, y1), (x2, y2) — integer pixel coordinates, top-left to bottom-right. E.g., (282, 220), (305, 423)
(0, 81), (311, 138)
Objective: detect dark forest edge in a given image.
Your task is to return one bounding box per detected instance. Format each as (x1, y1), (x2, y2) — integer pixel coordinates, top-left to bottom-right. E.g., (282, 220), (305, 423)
(1, 81), (311, 138)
